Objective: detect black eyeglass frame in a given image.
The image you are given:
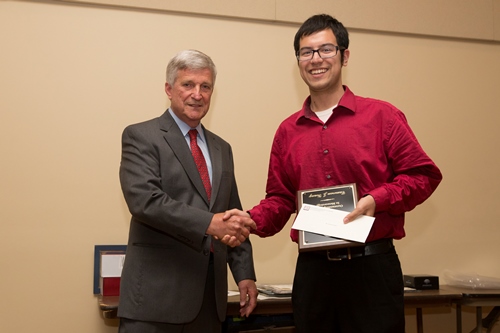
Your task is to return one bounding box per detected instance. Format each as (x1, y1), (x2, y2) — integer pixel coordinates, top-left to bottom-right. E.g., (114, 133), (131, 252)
(296, 44), (345, 61)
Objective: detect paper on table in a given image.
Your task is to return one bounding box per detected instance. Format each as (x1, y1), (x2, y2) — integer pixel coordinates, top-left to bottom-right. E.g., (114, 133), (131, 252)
(292, 203), (375, 243)
(257, 284), (293, 296)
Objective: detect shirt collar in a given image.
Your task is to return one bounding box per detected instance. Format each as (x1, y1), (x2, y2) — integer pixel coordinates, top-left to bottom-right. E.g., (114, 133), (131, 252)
(168, 108), (207, 142)
(296, 85), (356, 123)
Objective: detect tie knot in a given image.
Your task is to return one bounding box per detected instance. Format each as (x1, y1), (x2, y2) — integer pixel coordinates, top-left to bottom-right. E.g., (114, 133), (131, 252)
(188, 129), (198, 141)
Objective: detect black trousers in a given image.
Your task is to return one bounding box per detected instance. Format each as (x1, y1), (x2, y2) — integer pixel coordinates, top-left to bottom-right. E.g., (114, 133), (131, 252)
(292, 247), (405, 333)
(118, 257), (221, 333)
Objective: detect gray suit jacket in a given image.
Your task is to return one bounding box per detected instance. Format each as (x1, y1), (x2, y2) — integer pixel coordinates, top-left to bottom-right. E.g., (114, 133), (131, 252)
(117, 110), (256, 323)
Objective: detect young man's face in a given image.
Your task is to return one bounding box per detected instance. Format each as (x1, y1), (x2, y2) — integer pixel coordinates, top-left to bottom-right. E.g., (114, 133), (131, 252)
(165, 68), (214, 128)
(297, 29), (349, 94)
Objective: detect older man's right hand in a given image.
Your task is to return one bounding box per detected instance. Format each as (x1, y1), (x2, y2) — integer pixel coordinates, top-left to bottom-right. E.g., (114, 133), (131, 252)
(207, 210), (256, 247)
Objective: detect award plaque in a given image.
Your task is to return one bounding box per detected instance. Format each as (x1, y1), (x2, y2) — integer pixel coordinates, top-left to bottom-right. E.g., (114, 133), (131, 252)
(297, 183), (364, 251)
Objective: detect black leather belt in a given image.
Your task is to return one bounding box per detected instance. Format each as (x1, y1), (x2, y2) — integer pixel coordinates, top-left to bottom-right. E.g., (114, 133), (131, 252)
(324, 238), (394, 261)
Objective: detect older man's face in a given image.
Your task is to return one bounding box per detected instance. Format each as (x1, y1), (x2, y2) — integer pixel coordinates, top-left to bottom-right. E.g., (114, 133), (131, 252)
(165, 68), (214, 128)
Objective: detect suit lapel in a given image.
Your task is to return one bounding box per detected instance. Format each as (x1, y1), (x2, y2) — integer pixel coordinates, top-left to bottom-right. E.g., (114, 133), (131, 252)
(159, 111), (210, 205)
(205, 128), (222, 210)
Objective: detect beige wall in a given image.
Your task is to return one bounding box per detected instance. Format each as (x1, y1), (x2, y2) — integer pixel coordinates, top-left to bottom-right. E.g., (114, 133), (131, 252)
(1, 1), (499, 332)
(58, 0), (500, 41)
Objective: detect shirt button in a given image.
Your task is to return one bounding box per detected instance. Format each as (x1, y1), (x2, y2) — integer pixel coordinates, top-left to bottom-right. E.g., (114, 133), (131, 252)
(326, 174), (331, 179)
(323, 149), (329, 154)
(323, 125), (328, 130)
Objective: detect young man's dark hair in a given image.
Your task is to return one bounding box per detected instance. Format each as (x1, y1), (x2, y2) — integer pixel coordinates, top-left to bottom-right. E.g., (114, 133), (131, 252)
(293, 14), (350, 63)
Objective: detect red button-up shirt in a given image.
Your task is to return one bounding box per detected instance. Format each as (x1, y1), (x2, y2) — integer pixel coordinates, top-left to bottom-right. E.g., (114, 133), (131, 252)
(249, 86), (442, 243)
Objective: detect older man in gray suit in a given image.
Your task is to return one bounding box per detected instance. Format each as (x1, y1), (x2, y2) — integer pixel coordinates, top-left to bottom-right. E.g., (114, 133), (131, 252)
(118, 49), (258, 333)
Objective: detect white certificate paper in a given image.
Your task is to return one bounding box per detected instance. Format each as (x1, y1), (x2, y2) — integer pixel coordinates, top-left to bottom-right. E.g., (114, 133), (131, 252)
(292, 204), (375, 243)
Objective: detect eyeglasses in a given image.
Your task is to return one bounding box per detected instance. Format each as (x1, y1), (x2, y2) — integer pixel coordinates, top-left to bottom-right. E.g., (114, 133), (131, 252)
(296, 44), (344, 61)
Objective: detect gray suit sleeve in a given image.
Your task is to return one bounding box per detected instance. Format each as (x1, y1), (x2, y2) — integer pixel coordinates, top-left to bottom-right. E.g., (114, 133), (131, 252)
(119, 122), (213, 252)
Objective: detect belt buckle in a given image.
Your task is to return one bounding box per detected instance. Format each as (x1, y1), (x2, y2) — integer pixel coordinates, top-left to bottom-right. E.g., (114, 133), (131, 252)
(327, 247), (351, 261)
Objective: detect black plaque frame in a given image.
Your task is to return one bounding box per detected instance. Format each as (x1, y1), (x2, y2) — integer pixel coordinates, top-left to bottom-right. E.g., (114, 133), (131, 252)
(297, 184), (364, 251)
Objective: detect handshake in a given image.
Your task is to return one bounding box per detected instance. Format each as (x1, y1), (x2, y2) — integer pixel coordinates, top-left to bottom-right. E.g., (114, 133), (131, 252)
(207, 209), (256, 247)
